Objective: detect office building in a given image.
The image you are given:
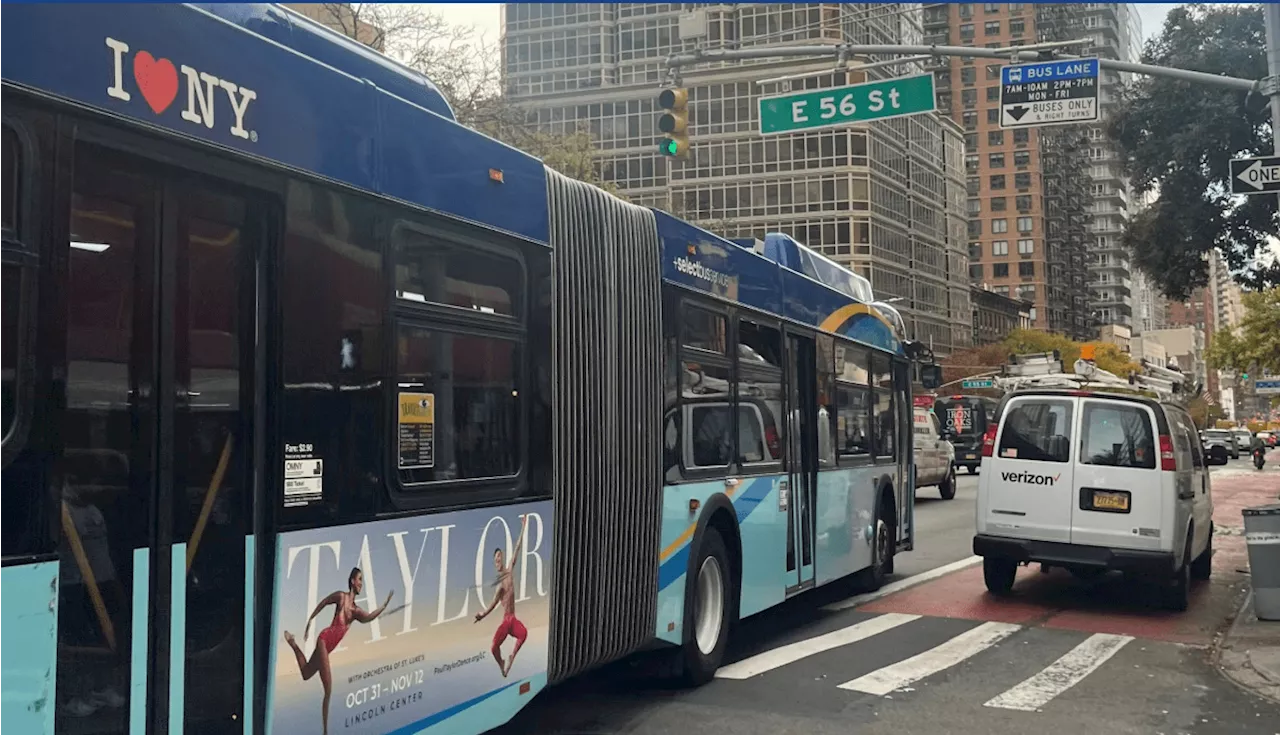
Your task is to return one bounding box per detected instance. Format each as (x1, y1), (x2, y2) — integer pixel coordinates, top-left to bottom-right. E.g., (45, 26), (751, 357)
(501, 3), (973, 355)
(926, 2), (1100, 341)
(1083, 3), (1142, 330)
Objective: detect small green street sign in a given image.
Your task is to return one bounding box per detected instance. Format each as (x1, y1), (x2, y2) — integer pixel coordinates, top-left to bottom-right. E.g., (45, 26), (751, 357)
(757, 73), (937, 136)
(961, 378), (995, 389)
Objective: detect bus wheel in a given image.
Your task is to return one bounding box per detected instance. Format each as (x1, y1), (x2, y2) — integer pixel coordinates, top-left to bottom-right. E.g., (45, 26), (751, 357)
(855, 502), (894, 592)
(681, 528), (733, 686)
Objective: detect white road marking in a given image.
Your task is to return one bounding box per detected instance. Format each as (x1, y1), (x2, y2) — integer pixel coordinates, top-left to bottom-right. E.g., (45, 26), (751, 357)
(820, 555), (982, 612)
(715, 613), (921, 680)
(837, 621), (1020, 695)
(984, 633), (1133, 711)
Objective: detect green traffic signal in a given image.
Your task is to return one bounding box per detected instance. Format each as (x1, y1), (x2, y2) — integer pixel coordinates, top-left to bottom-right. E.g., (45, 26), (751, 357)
(659, 138), (679, 156)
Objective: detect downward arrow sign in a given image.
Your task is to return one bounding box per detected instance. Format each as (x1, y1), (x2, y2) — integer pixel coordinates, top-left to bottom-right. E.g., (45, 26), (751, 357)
(1005, 105), (1029, 122)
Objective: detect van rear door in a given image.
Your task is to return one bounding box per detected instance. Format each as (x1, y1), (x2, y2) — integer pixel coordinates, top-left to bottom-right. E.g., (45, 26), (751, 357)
(1070, 399), (1163, 550)
(983, 396), (1076, 542)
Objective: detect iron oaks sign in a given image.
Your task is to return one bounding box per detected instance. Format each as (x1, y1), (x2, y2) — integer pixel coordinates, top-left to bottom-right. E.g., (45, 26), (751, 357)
(105, 37), (259, 142)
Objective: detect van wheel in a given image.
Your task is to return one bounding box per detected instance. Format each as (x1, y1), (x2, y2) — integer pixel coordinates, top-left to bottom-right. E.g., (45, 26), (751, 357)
(939, 465), (957, 500)
(983, 558), (1017, 596)
(1162, 549), (1191, 612)
(681, 528), (734, 686)
(1191, 525), (1213, 581)
(855, 504), (894, 592)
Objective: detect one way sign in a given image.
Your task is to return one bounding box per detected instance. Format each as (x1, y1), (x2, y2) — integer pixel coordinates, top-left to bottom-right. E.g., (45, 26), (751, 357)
(1230, 155), (1280, 195)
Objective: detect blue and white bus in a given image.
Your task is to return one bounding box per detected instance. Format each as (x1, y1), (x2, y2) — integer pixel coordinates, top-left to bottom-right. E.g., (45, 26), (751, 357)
(0, 5), (940, 735)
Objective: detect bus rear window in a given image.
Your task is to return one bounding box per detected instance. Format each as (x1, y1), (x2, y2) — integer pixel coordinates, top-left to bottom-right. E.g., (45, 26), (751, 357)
(1080, 402), (1154, 469)
(997, 399), (1073, 463)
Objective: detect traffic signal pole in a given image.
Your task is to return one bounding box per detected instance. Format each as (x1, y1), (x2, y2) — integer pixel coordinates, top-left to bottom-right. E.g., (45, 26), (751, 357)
(664, 41), (1263, 93)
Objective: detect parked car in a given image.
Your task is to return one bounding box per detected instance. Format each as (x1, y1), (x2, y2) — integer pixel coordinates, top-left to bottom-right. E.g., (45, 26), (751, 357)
(974, 388), (1213, 611)
(1201, 429), (1236, 463)
(914, 407), (957, 500)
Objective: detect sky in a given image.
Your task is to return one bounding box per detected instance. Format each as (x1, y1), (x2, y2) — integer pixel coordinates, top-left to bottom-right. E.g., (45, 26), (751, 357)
(422, 3), (1186, 45)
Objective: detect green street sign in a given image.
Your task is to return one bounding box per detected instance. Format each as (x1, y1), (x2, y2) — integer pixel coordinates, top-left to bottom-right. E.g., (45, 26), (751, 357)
(962, 378), (995, 389)
(758, 73), (937, 136)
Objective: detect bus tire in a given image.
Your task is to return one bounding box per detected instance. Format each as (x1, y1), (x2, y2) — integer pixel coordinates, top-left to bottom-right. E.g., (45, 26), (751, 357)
(681, 527), (733, 686)
(854, 497), (894, 592)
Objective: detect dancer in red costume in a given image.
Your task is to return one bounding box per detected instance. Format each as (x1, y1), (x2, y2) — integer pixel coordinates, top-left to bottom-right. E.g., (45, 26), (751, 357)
(475, 515), (528, 678)
(284, 568), (393, 735)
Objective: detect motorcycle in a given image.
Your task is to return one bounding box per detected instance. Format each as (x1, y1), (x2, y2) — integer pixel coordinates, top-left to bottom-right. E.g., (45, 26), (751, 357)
(1255, 446), (1268, 471)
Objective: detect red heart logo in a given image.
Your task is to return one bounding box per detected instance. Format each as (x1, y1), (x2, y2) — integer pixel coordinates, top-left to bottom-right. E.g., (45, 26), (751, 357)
(133, 51), (179, 115)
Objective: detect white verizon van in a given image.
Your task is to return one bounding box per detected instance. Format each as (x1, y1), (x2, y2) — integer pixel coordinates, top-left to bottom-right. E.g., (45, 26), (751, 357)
(973, 389), (1213, 611)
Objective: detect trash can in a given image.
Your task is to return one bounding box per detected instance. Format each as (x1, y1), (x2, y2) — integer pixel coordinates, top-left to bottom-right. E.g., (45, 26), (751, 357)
(1243, 504), (1280, 621)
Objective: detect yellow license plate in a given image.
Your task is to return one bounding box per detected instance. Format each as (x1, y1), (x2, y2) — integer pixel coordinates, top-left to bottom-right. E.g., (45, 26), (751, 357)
(1092, 491), (1129, 511)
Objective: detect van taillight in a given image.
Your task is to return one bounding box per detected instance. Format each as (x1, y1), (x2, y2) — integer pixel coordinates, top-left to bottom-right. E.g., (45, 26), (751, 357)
(765, 425), (781, 458)
(981, 424), (998, 457)
(1159, 434), (1176, 471)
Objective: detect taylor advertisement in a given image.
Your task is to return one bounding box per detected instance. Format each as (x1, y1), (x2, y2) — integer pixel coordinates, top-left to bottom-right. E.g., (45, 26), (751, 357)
(269, 501), (552, 734)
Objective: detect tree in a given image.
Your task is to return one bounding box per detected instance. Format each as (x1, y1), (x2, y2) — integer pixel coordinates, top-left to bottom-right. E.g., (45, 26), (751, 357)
(1003, 329), (1082, 368)
(300, 3), (618, 191)
(1206, 286), (1280, 374)
(1082, 341), (1141, 377)
(1107, 4), (1278, 300)
(939, 344), (1010, 389)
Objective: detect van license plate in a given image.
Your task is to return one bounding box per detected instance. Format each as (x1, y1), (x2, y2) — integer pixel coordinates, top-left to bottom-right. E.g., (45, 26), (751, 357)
(1092, 491), (1129, 511)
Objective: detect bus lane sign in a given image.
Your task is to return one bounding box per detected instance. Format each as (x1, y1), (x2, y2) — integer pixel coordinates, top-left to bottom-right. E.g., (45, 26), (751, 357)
(398, 392), (436, 469)
(1000, 58), (1099, 128)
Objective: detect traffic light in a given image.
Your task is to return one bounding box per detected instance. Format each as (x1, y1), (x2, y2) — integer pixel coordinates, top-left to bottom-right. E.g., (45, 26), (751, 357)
(658, 87), (689, 158)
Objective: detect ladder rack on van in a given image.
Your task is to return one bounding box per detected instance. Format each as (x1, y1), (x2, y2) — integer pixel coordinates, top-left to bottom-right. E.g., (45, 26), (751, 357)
(992, 350), (1192, 404)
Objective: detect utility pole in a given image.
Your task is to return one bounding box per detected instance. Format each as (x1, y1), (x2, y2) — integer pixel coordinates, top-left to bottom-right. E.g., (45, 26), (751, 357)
(1265, 3), (1280, 210)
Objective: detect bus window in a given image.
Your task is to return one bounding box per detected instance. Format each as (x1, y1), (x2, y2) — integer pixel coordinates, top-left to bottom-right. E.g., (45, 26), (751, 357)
(2, 123), (25, 448)
(683, 307), (727, 355)
(395, 227), (522, 317)
(397, 326), (521, 484)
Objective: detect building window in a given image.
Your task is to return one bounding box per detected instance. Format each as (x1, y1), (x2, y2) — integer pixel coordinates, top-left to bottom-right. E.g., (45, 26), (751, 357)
(990, 174), (1006, 190)
(962, 89), (978, 107)
(992, 219), (1009, 234)
(1015, 172), (1032, 189)
(969, 242), (983, 259)
(1018, 238), (1034, 254)
(969, 263), (984, 279)
(994, 263), (1009, 277)
(1017, 216), (1033, 233)
(991, 196), (1007, 211)
(968, 220), (983, 237)
(960, 23), (975, 40)
(1010, 18), (1026, 35)
(963, 111), (978, 130)
(987, 108), (1000, 124)
(1014, 128), (1030, 144)
(986, 86), (1000, 102)
(986, 64), (1001, 80)
(967, 198), (982, 215)
(988, 130), (1004, 146)
(965, 153), (980, 172)
(959, 4), (973, 18)
(1019, 284), (1036, 300)
(992, 240), (1009, 256)
(984, 21), (1000, 35)
(1014, 150), (1031, 167)
(967, 176), (981, 195)
(1016, 195), (1032, 211)
(989, 152), (1006, 168)
(965, 132), (979, 149)
(961, 67), (977, 85)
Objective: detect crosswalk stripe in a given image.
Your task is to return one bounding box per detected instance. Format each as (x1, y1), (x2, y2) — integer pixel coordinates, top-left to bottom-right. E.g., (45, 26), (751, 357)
(837, 621), (1021, 695)
(983, 633), (1133, 711)
(716, 613), (921, 680)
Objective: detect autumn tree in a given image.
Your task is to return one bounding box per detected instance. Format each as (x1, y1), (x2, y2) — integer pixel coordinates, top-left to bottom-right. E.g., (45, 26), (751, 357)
(1206, 287), (1280, 375)
(1107, 4), (1278, 300)
(296, 3), (618, 191)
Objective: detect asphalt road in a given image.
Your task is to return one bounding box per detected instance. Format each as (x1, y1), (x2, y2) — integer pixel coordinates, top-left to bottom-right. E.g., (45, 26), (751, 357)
(493, 458), (1280, 735)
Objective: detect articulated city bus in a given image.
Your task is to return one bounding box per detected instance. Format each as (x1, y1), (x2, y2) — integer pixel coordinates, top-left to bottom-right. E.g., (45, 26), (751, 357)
(0, 5), (938, 735)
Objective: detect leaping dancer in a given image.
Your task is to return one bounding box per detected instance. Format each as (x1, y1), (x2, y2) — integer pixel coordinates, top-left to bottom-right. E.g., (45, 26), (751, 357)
(475, 515), (528, 678)
(284, 568), (393, 735)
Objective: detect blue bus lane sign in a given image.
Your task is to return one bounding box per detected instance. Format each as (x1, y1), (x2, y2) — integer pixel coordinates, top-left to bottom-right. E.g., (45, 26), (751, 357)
(1000, 58), (1099, 128)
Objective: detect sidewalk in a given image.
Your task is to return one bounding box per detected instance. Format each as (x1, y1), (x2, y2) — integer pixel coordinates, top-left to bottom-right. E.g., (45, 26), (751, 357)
(1213, 463), (1280, 704)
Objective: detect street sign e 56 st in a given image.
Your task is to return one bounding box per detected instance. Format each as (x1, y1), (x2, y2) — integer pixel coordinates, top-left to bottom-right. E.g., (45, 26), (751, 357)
(757, 73), (936, 135)
(1229, 156), (1280, 196)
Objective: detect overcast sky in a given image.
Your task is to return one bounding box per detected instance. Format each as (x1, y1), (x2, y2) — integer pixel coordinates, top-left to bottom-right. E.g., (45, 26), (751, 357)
(421, 3), (1187, 46)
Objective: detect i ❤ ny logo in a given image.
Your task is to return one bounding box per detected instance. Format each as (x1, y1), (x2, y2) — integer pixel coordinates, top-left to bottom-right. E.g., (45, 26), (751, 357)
(105, 37), (259, 143)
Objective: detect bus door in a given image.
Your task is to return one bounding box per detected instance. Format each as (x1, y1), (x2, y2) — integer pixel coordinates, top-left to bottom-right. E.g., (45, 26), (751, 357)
(54, 141), (261, 735)
(785, 333), (817, 592)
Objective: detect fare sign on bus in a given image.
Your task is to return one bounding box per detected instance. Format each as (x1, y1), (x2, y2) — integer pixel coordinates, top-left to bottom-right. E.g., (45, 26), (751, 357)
(398, 393), (436, 469)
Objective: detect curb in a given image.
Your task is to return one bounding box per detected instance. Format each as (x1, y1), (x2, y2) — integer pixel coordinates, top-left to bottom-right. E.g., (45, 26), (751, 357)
(1213, 590), (1280, 706)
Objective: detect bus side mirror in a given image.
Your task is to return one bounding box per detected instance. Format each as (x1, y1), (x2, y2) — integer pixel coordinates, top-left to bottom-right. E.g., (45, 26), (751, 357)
(920, 364), (942, 390)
